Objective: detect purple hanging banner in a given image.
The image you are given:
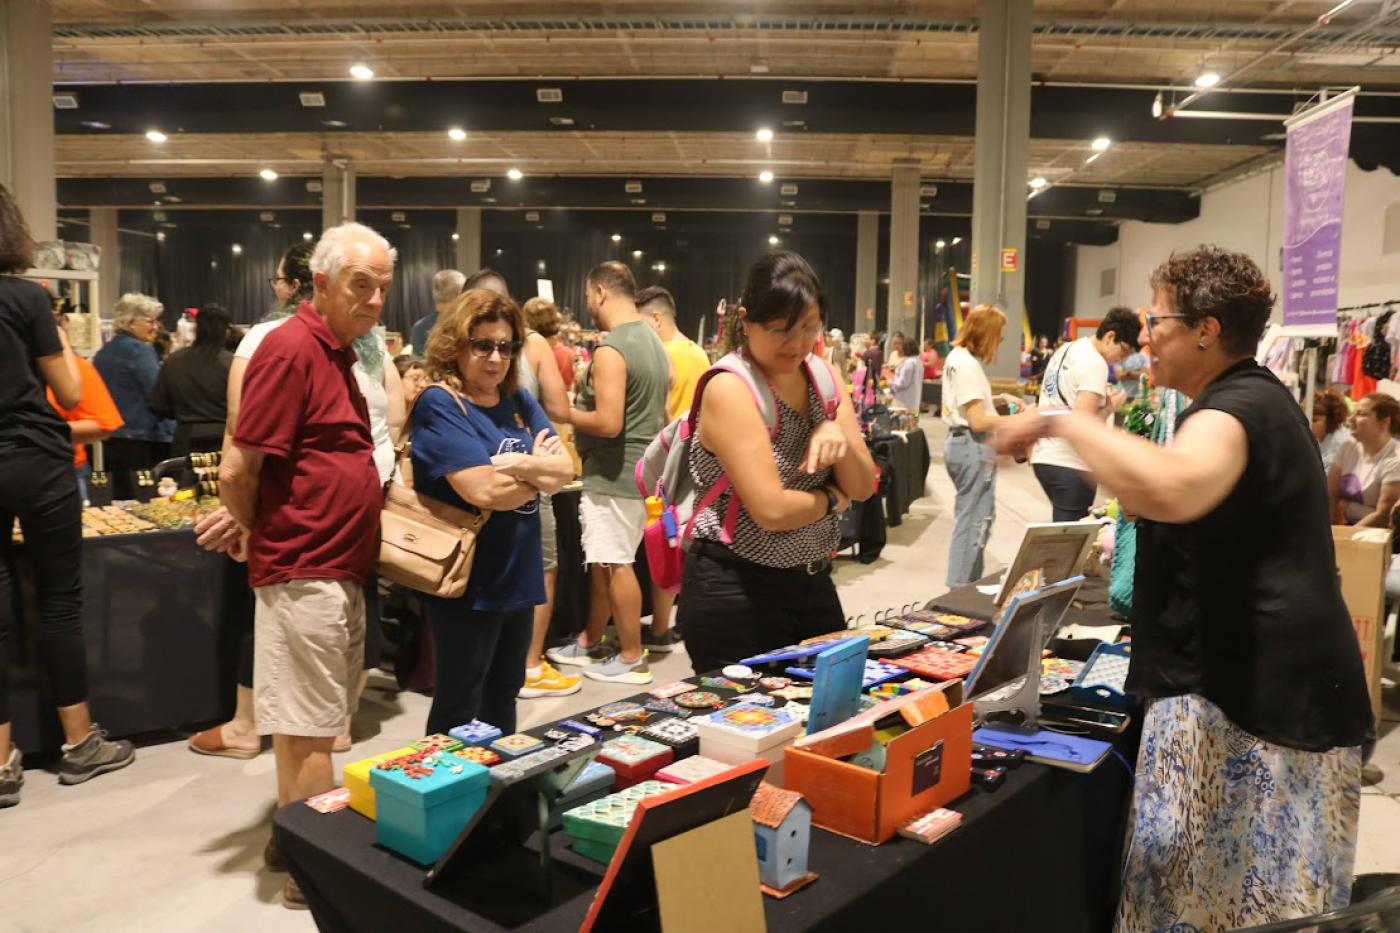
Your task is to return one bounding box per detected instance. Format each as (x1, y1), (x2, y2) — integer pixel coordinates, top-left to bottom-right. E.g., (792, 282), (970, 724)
(1281, 89), (1356, 335)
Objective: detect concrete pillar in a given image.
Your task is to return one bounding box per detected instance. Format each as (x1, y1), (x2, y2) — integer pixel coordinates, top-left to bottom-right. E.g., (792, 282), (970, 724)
(321, 159), (356, 230)
(455, 207), (482, 273)
(854, 210), (878, 329)
(970, 0), (1032, 379)
(887, 160), (921, 346)
(0, 0), (57, 241)
(89, 208), (120, 314)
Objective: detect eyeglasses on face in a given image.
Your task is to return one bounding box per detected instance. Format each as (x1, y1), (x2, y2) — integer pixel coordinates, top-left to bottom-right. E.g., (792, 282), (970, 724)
(756, 320), (824, 341)
(1144, 313), (1189, 336)
(467, 338), (521, 359)
(267, 276), (294, 289)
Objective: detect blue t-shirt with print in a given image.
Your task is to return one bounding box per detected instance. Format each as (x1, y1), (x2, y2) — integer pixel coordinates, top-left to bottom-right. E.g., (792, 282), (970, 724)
(411, 385), (554, 612)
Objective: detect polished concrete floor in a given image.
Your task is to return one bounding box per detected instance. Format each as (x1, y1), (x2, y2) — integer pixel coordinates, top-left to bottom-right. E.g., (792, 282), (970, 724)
(3, 421), (1397, 932)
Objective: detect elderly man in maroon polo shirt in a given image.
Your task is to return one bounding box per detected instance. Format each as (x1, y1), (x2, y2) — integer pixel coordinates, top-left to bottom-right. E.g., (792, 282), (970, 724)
(215, 222), (393, 909)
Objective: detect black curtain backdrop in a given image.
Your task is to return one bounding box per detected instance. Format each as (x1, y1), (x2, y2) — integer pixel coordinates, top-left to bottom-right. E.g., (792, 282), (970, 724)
(112, 207), (1077, 344)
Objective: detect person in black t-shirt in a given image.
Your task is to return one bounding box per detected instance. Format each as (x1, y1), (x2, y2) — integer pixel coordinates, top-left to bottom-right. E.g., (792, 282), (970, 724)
(151, 303), (234, 456)
(996, 246), (1372, 931)
(0, 183), (136, 808)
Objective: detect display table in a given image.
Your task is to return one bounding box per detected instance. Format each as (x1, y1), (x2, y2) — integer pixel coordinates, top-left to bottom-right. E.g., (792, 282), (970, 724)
(7, 528), (241, 754)
(274, 675), (1135, 933)
(926, 572), (1118, 631)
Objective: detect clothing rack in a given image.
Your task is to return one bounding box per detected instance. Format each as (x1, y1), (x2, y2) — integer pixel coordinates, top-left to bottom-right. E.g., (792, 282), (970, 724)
(1337, 299), (1399, 315)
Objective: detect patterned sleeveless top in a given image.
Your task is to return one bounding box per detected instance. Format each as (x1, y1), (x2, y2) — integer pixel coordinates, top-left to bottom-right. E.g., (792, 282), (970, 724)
(689, 382), (840, 568)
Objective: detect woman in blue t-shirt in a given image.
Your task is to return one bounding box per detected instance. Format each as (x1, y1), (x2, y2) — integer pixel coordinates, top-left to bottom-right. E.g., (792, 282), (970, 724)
(412, 288), (574, 736)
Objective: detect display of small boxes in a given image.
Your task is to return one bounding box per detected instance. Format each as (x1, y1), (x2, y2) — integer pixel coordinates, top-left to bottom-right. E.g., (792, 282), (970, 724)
(639, 716), (700, 755)
(547, 760), (617, 830)
(561, 780), (673, 863)
(448, 720), (502, 747)
(655, 754), (734, 785)
(694, 703), (803, 785)
(413, 734), (463, 754)
(369, 756), (490, 865)
(595, 735), (674, 789)
(490, 732), (545, 758)
(344, 745), (419, 820)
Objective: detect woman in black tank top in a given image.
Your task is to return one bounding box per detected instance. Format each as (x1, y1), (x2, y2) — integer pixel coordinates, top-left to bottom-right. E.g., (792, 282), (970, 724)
(996, 246), (1371, 932)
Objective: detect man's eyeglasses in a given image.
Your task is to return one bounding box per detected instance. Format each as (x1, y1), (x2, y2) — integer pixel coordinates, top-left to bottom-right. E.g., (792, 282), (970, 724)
(467, 338), (521, 359)
(267, 276), (293, 289)
(1144, 313), (1189, 336)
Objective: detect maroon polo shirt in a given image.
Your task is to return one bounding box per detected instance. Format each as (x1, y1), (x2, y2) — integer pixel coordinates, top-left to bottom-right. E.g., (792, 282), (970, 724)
(233, 301), (381, 587)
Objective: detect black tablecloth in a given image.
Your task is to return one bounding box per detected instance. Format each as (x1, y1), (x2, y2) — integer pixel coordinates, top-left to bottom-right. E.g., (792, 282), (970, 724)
(869, 431), (931, 529)
(276, 738), (1132, 933)
(8, 528), (239, 753)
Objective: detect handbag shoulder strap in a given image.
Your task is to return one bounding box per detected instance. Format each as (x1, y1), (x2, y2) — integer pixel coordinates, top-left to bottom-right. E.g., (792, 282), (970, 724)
(391, 383), (472, 486)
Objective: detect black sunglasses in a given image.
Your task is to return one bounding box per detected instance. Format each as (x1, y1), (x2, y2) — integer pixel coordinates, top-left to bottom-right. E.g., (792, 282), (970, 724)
(467, 338), (522, 359)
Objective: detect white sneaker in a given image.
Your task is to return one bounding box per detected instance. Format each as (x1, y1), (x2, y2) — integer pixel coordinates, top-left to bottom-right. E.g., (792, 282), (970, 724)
(518, 661), (583, 698)
(582, 654), (653, 685)
(546, 639), (611, 668)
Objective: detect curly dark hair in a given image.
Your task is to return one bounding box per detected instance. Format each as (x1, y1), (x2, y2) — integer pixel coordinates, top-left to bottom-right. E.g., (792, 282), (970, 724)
(1149, 246), (1275, 356)
(0, 182), (37, 274)
(1312, 389), (1349, 434)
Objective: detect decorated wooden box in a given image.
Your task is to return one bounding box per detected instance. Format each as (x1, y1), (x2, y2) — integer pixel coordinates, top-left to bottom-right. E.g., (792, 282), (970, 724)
(343, 745), (418, 821)
(448, 720), (502, 747)
(595, 735), (673, 789)
(695, 703), (803, 785)
(655, 754), (734, 785)
(561, 780), (673, 863)
(547, 760), (617, 830)
(369, 754), (490, 865)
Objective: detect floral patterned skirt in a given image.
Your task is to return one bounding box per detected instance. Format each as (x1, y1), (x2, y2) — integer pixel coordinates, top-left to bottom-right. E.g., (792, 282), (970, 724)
(1115, 693), (1362, 933)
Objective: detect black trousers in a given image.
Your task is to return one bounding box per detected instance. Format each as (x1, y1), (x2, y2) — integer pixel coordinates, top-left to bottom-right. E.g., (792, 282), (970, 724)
(678, 546), (845, 675)
(424, 600), (532, 736)
(0, 446), (88, 723)
(1033, 463), (1097, 523)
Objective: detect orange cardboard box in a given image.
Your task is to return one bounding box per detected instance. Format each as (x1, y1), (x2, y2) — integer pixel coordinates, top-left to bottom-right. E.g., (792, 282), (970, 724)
(783, 683), (972, 844)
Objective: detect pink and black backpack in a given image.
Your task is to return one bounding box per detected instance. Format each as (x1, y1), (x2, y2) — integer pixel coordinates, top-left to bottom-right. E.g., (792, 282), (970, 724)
(634, 350), (841, 592)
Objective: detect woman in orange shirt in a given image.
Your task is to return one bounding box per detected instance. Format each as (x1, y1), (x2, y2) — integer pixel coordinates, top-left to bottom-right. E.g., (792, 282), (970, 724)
(46, 315), (124, 501)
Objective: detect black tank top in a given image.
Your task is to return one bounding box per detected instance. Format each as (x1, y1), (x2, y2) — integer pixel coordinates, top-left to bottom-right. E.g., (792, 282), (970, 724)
(1128, 359), (1374, 752)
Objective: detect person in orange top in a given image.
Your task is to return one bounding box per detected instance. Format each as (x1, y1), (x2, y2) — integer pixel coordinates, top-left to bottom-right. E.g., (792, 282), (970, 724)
(47, 343), (124, 496)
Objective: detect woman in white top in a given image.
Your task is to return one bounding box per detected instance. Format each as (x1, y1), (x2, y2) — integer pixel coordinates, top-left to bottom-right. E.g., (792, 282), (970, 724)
(1328, 392), (1400, 527)
(940, 304), (1017, 586)
(189, 241), (403, 760)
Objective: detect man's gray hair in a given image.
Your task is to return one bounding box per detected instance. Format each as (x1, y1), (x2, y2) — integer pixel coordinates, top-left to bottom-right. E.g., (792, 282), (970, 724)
(112, 292), (163, 332)
(309, 222), (398, 280)
(432, 269), (467, 305)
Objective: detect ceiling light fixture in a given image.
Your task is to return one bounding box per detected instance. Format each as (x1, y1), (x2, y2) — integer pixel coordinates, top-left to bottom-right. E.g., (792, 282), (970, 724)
(259, 168), (279, 181)
(951, 237), (962, 245)
(231, 244), (243, 255)
(768, 235), (780, 246)
(1194, 72), (1220, 89)
(1029, 176), (1048, 190)
(451, 232), (460, 241)
(447, 127), (467, 141)
(81, 120), (111, 130)
(935, 240), (946, 251)
(758, 171), (774, 183)
(156, 231), (166, 243)
(349, 63), (374, 81)
(755, 128), (774, 143)
(145, 129), (167, 143)
(631, 249), (644, 259)
(1085, 152), (1102, 165)
(303, 232), (313, 240)
(611, 233), (622, 242)
(1091, 136), (1112, 152)
(506, 168), (523, 180)
(1152, 91), (1164, 118)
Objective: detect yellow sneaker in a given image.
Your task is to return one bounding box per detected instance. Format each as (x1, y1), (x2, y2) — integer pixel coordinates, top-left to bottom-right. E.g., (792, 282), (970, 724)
(518, 660), (583, 699)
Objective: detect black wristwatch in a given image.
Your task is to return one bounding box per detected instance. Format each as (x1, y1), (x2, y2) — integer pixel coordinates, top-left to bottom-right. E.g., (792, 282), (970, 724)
(822, 486), (839, 516)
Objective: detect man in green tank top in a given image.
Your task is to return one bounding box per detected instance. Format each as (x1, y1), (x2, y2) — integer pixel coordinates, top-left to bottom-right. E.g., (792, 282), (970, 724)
(548, 262), (669, 685)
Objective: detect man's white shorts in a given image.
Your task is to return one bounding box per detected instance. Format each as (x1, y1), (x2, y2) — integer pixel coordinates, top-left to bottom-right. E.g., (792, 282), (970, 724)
(579, 490), (647, 566)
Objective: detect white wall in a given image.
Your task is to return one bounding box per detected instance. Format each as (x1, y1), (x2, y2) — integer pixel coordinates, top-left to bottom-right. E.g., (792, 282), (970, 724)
(1073, 160), (1400, 319)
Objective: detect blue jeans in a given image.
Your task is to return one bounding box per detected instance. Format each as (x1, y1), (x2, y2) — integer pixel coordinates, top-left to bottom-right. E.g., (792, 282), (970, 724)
(944, 431), (996, 587)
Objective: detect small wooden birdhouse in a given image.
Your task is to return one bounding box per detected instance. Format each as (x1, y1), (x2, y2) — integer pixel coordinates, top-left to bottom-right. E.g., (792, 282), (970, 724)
(750, 782), (815, 894)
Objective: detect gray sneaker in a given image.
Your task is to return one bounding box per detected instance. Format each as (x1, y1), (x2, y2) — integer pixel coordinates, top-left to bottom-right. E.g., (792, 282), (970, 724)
(582, 654), (653, 685)
(58, 725), (135, 785)
(546, 638), (613, 668)
(0, 747), (22, 809)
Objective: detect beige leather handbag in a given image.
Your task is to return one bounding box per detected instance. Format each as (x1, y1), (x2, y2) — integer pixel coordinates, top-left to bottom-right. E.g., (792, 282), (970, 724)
(375, 385), (490, 598)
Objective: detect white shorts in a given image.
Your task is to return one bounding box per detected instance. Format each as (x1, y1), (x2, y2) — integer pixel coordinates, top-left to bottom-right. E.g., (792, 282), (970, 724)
(253, 579), (365, 738)
(579, 490), (647, 566)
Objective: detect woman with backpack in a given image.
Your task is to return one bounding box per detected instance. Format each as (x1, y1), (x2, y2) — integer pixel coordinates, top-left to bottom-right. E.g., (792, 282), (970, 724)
(676, 252), (878, 674)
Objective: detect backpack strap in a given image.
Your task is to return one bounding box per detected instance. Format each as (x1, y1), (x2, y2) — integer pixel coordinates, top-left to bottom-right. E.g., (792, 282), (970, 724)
(802, 353), (842, 421)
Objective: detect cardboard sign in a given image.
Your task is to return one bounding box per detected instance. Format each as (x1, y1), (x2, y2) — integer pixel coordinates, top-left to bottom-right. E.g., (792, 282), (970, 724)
(1000, 248), (1019, 272)
(1332, 527), (1390, 725)
(651, 811), (766, 933)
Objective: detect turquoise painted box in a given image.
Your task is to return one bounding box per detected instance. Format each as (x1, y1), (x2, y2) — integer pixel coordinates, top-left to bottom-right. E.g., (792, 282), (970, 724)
(369, 757), (490, 865)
